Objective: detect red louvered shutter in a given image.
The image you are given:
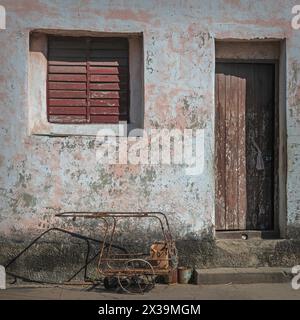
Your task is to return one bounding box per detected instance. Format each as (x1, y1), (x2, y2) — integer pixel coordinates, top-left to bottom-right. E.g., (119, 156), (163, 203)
(47, 36), (129, 124)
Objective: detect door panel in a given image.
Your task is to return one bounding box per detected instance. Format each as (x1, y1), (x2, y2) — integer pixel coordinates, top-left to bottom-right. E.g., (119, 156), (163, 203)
(245, 64), (275, 230)
(215, 62), (275, 231)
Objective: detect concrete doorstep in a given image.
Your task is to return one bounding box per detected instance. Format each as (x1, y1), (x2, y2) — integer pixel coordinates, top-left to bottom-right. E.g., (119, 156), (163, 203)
(0, 266), (5, 290)
(195, 267), (293, 285)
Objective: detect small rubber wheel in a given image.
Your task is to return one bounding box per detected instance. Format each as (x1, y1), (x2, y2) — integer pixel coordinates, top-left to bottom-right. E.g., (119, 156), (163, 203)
(104, 276), (118, 290)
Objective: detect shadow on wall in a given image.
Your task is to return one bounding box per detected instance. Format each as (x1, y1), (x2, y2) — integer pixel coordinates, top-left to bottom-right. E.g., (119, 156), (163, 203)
(4, 228), (127, 285)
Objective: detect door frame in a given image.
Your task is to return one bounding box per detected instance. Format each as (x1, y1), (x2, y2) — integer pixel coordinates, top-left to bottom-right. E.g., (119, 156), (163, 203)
(214, 58), (283, 239)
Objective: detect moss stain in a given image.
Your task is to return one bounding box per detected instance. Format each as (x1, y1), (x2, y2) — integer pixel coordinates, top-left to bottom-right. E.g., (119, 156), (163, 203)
(22, 193), (37, 207)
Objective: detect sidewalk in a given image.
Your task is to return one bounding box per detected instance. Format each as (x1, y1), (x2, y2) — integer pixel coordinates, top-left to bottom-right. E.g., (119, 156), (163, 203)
(0, 283), (299, 300)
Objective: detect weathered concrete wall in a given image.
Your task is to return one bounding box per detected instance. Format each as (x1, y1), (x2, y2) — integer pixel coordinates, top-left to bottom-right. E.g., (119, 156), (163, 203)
(0, 0), (300, 268)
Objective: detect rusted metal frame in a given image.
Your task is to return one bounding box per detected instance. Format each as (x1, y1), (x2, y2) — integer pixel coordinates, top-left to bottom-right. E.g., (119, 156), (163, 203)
(102, 212), (173, 241)
(58, 211), (176, 252)
(103, 269), (169, 276)
(94, 214), (170, 248)
(103, 253), (145, 256)
(57, 211), (177, 275)
(66, 243), (101, 283)
(99, 216), (154, 273)
(104, 214), (176, 272)
(67, 237), (91, 282)
(104, 269), (155, 274)
(100, 257), (170, 262)
(103, 268), (160, 273)
(95, 216), (110, 277)
(97, 216), (117, 273)
(106, 216), (117, 264)
(56, 211), (174, 242)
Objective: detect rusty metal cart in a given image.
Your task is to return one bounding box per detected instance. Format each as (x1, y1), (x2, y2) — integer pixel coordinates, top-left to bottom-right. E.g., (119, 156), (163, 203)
(56, 212), (178, 294)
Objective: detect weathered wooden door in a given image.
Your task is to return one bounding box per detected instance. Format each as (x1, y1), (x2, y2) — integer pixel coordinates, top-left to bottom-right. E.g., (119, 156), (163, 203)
(215, 62), (275, 231)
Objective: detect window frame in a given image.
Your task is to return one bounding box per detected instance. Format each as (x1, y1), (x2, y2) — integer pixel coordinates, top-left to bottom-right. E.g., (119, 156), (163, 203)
(28, 31), (144, 137)
(46, 35), (130, 125)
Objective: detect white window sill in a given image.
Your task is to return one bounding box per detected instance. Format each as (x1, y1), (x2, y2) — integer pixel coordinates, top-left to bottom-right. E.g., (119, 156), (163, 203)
(30, 121), (137, 137)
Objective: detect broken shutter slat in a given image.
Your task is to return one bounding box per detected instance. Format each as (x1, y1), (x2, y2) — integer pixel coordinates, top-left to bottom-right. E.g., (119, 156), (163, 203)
(47, 36), (129, 124)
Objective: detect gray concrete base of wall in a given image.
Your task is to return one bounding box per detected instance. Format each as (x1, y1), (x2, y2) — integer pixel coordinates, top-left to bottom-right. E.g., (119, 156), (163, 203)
(177, 238), (300, 269)
(194, 267), (293, 285)
(0, 236), (299, 285)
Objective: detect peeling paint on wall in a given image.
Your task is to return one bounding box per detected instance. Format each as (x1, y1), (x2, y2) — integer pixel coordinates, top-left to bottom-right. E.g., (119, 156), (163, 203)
(0, 0), (299, 245)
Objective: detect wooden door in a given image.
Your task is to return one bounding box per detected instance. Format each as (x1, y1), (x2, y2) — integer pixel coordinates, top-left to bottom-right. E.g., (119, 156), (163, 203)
(215, 62), (275, 231)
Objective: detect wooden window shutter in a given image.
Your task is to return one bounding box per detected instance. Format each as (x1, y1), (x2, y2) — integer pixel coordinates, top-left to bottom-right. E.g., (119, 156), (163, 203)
(47, 36), (129, 124)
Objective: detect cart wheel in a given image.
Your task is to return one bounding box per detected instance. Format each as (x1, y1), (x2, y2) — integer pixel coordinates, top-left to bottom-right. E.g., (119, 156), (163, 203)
(117, 259), (156, 294)
(103, 276), (118, 290)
